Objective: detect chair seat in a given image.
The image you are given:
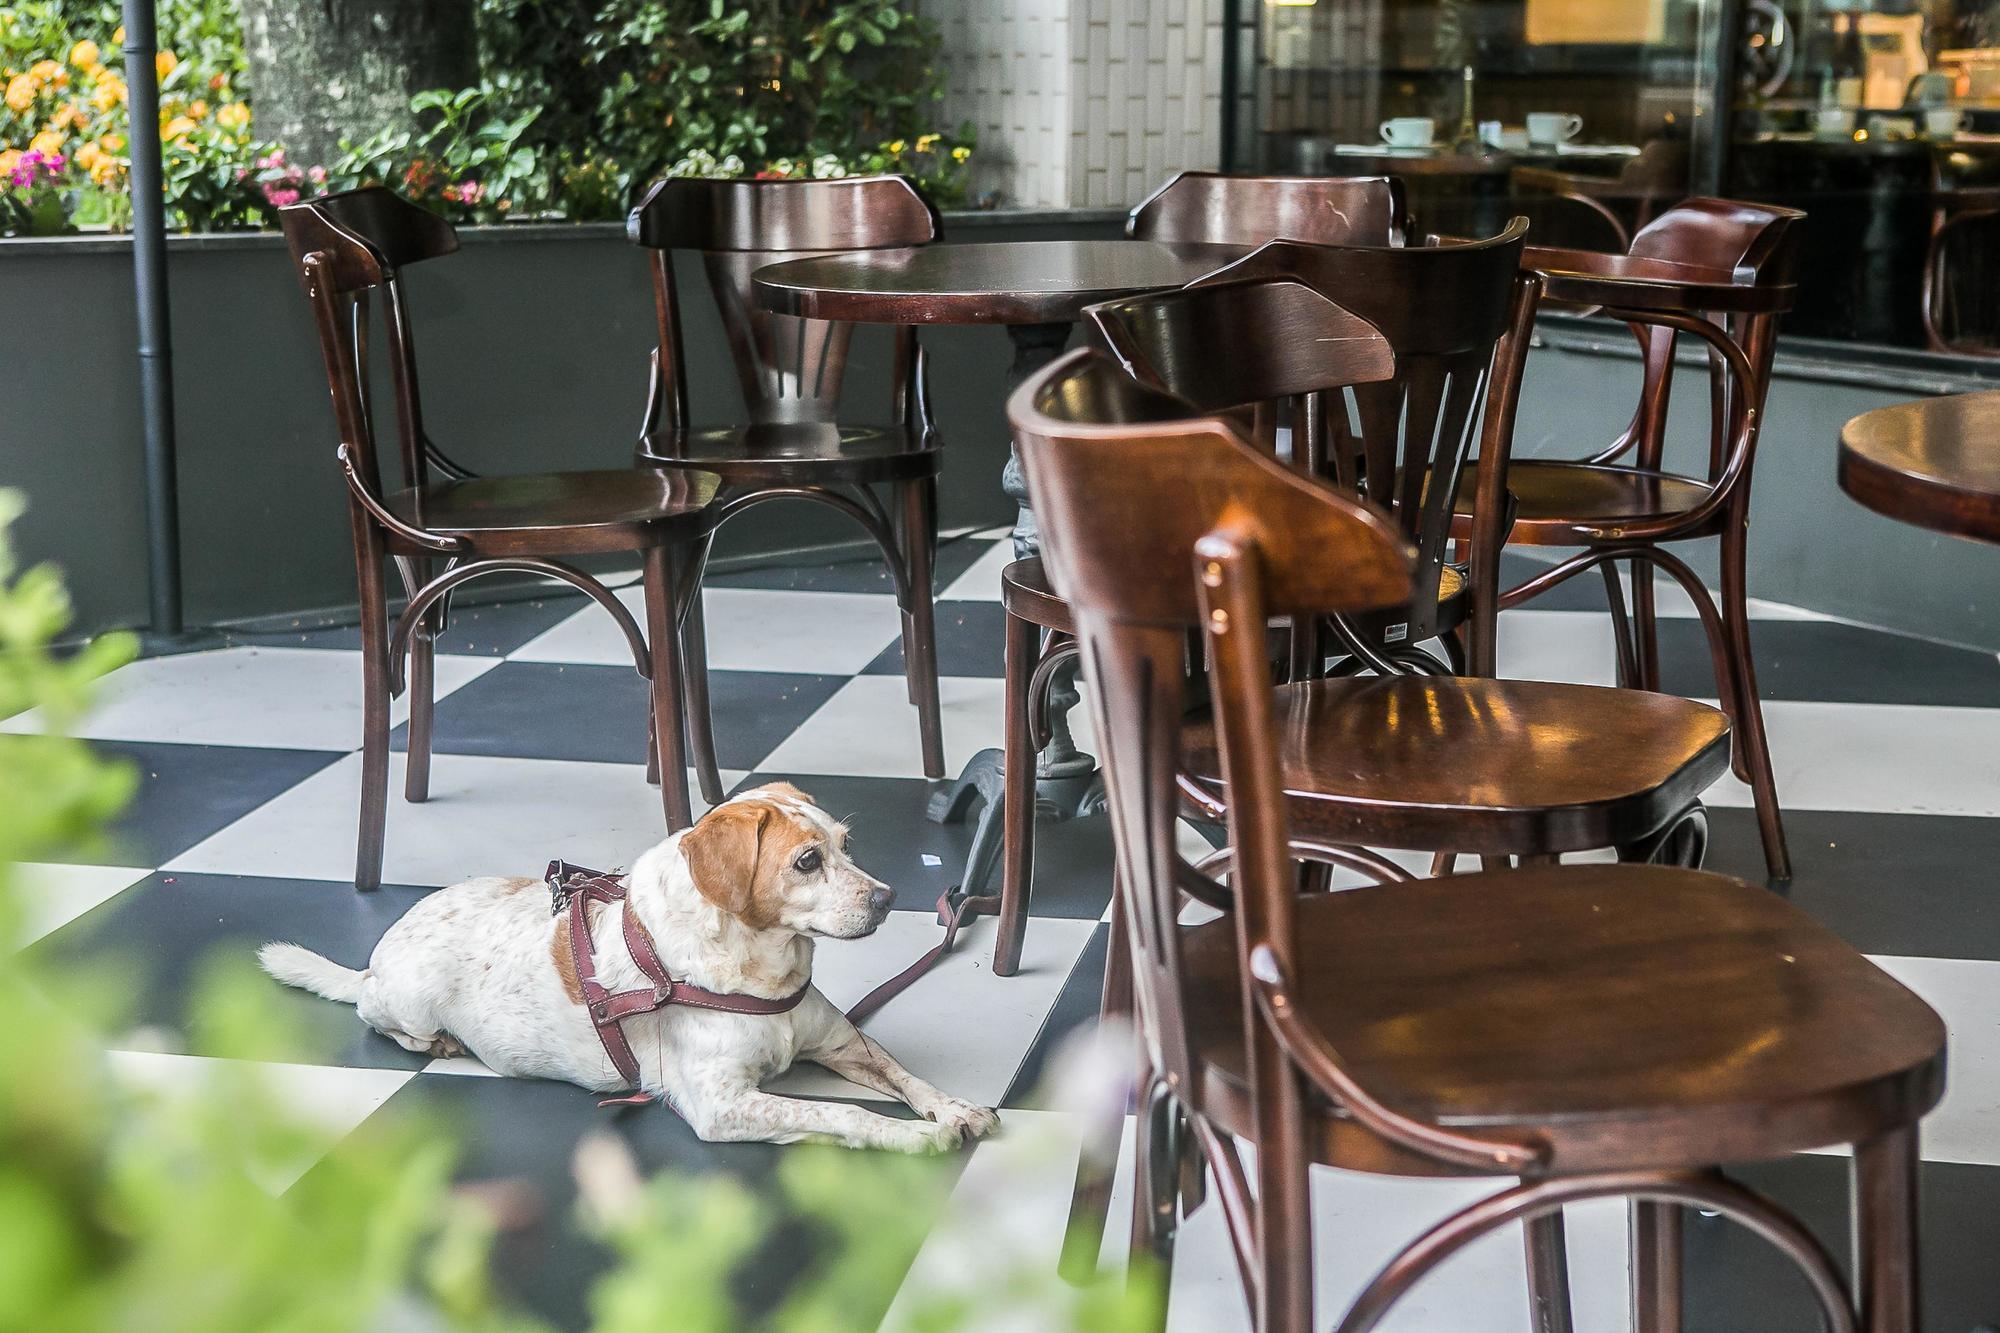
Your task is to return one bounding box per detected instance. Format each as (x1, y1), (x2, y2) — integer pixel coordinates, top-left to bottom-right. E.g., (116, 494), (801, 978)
(1002, 557), (1074, 635)
(384, 469), (720, 557)
(640, 421), (940, 484)
(1439, 460), (1718, 545)
(1182, 863), (1945, 1176)
(1182, 675), (1730, 855)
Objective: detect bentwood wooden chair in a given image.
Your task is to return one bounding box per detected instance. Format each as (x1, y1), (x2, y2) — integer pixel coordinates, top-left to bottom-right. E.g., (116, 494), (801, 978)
(977, 173), (1412, 979)
(282, 188), (721, 890)
(628, 176), (947, 797)
(1112, 218), (1537, 679)
(1474, 198), (1805, 881)
(1016, 347), (1945, 1333)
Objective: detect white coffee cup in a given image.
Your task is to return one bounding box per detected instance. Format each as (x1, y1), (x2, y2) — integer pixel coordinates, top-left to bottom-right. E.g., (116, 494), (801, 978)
(1526, 112), (1583, 145)
(1925, 107), (1965, 138)
(1815, 107), (1856, 136)
(1379, 117), (1435, 148)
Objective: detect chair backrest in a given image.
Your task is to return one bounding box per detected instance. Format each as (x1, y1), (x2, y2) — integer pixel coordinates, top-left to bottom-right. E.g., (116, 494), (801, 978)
(1615, 197), (1805, 476)
(1167, 221), (1540, 664)
(280, 187), (461, 503)
(1085, 276), (1397, 419)
(628, 175), (940, 444)
(1127, 170), (1406, 247)
(1010, 346), (1411, 1099)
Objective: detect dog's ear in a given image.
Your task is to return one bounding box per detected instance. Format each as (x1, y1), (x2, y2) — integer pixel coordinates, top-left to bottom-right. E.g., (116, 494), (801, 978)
(752, 780), (814, 806)
(681, 801), (769, 917)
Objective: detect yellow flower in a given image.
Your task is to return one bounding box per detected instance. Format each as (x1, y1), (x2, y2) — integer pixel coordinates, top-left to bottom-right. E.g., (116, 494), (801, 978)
(29, 59), (60, 84)
(155, 50), (177, 81)
(90, 75), (125, 112)
(951, 145), (971, 162)
(89, 158), (120, 186)
(70, 39), (101, 71)
(0, 148), (21, 178)
(887, 139), (906, 154)
(216, 101), (249, 131)
(103, 132), (124, 152)
(74, 141), (104, 171)
(113, 26), (125, 43)
(31, 129), (63, 157)
(5, 73), (34, 112)
(161, 114), (197, 142)
(188, 98), (208, 120)
(916, 133), (939, 151)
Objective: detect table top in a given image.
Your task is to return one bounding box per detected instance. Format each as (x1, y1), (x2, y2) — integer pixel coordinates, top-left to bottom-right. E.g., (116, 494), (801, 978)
(752, 238), (1244, 326)
(1839, 390), (2000, 545)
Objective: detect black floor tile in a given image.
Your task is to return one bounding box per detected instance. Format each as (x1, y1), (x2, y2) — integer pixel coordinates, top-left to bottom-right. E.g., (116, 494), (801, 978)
(50, 740), (346, 868)
(708, 533), (997, 595)
(862, 600), (1008, 678)
(398, 662), (846, 770)
(1683, 1153), (2000, 1332)
(31, 870), (432, 1071)
(1659, 617), (2000, 707)
(227, 589), (596, 657)
(328, 1073), (965, 1330)
(1003, 922), (1110, 1110)
(1706, 807), (2000, 960)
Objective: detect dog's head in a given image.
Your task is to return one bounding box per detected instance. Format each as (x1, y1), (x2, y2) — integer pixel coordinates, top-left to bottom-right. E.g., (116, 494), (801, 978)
(675, 783), (893, 939)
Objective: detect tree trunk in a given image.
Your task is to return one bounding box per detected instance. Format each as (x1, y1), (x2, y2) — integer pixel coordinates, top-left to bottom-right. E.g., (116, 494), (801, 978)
(238, 0), (478, 170)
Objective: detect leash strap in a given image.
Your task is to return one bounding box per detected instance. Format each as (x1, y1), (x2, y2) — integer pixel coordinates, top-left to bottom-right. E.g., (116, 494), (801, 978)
(844, 887), (979, 1027)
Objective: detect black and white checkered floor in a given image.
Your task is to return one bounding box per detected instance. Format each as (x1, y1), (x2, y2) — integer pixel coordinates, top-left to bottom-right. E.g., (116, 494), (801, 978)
(15, 531), (2000, 1330)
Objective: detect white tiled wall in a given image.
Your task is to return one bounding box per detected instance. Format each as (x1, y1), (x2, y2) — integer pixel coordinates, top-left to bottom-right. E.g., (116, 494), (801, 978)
(930, 0), (1224, 210)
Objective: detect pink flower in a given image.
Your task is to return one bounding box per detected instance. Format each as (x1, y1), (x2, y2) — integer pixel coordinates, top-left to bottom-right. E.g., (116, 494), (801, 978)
(263, 185), (299, 207)
(307, 164), (327, 185)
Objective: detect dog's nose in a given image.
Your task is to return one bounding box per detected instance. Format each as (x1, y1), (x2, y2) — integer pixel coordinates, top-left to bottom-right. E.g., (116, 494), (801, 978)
(868, 886), (896, 915)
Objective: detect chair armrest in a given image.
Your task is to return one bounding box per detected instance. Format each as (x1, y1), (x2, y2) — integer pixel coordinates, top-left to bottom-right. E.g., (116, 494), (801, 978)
(337, 444), (466, 553)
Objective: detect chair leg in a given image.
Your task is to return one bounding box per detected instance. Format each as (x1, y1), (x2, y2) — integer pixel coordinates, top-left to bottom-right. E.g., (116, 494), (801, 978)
(1630, 1201), (1683, 1333)
(1061, 889), (1132, 1284)
(1630, 555), (1661, 692)
(643, 545), (694, 831)
(1719, 518), (1791, 881)
(355, 550), (391, 892)
(1524, 1210), (1576, 1333)
(994, 610), (1040, 977)
(1853, 1126), (1921, 1333)
(679, 585), (725, 806)
(1132, 1073), (1180, 1284)
(402, 556), (437, 805)
(899, 478), (947, 780)
(645, 710), (660, 786)
(1600, 557), (1639, 690)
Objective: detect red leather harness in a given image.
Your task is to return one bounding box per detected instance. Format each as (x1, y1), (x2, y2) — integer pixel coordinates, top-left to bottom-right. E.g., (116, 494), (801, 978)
(549, 860), (809, 1101)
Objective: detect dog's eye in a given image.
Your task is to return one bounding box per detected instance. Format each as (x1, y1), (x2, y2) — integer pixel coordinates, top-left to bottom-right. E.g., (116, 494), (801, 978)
(793, 847), (822, 874)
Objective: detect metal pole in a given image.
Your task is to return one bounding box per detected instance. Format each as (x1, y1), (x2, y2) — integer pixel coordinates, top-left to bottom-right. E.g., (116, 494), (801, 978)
(122, 0), (184, 639)
(1219, 0), (1241, 173)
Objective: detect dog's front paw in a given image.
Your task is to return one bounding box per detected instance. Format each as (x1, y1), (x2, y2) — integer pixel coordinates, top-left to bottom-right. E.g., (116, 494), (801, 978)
(888, 1118), (965, 1155)
(929, 1098), (1000, 1143)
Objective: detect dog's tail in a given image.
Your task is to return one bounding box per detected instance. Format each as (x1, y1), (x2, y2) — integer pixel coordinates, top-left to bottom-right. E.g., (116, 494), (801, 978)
(258, 942), (366, 1005)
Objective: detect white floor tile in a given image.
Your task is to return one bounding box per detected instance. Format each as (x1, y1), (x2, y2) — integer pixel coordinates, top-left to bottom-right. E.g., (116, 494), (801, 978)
(106, 1050), (413, 1194)
(1699, 700), (2000, 817)
(769, 911), (1098, 1108)
(8, 862), (151, 947)
(510, 585), (905, 676)
(755, 675), (1004, 779)
(3, 647), (496, 752)
(165, 751), (743, 886)
(939, 540), (1014, 603)
(1807, 955), (2000, 1170)
(1493, 610), (1619, 687)
(423, 1055), (501, 1077)
(887, 1108), (1635, 1333)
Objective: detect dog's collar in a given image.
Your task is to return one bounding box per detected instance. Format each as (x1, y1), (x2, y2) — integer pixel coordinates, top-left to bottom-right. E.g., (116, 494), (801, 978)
(547, 860), (810, 1100)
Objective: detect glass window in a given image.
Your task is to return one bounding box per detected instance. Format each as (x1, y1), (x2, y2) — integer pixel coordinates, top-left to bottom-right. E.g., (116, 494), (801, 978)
(1228, 0), (2000, 356)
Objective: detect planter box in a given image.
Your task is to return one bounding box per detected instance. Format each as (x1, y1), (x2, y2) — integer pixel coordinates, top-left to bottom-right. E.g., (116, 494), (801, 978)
(0, 209), (1123, 637)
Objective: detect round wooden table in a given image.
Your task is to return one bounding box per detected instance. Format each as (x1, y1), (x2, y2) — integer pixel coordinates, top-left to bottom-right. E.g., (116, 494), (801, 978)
(1840, 390), (2000, 545)
(754, 238), (1241, 556)
(755, 237), (1240, 901)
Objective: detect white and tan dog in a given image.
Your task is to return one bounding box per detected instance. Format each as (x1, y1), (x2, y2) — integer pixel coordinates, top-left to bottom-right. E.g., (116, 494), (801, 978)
(260, 783), (999, 1153)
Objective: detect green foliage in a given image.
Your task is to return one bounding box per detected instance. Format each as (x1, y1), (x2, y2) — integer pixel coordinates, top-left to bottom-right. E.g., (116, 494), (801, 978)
(0, 492), (524, 1333)
(332, 87), (546, 223)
